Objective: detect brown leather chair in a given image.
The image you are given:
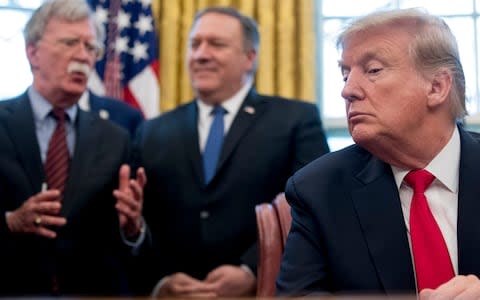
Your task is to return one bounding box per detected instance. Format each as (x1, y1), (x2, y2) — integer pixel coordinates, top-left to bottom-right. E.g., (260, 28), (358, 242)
(255, 193), (291, 297)
(273, 193), (292, 246)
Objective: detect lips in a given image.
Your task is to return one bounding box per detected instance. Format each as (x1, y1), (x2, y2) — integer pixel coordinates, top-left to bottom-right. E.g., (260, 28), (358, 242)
(348, 111), (362, 119)
(194, 68), (216, 74)
(69, 72), (88, 84)
(348, 111), (370, 123)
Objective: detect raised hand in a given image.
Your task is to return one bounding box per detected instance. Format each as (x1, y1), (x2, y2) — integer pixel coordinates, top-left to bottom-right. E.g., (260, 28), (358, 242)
(113, 164), (147, 238)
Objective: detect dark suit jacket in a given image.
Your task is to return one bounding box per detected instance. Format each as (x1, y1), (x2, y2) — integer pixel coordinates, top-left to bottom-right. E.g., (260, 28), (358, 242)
(0, 92), (135, 296)
(88, 92), (144, 137)
(276, 126), (480, 296)
(133, 89), (330, 293)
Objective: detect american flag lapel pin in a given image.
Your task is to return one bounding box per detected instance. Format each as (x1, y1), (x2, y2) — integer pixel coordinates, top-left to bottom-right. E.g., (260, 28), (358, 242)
(99, 109), (110, 120)
(244, 106), (255, 114)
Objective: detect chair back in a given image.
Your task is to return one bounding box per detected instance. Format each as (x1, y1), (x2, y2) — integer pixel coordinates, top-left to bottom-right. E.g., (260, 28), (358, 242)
(273, 193), (292, 246)
(255, 193), (292, 297)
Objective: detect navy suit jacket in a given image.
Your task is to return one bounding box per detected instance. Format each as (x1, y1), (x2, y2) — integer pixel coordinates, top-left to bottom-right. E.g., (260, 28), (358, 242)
(133, 89), (330, 293)
(277, 127), (480, 296)
(88, 92), (144, 137)
(0, 92), (135, 296)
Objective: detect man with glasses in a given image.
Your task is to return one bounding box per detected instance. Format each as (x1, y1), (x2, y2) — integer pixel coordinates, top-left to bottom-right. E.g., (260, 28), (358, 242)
(0, 0), (147, 296)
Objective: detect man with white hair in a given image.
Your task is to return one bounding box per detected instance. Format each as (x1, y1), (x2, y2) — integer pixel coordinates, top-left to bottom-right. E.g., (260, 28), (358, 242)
(0, 0), (147, 296)
(277, 7), (480, 299)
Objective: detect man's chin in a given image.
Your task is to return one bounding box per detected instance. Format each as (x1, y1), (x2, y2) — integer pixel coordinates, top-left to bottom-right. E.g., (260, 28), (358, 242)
(193, 84), (218, 96)
(64, 82), (87, 95)
(61, 86), (86, 102)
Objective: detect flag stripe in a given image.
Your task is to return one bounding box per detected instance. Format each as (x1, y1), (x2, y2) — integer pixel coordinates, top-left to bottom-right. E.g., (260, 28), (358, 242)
(87, 0), (160, 117)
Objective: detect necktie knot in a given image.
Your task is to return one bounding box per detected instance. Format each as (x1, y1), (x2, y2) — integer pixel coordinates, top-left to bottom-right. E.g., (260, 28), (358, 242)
(51, 108), (66, 123)
(405, 169), (435, 194)
(211, 105), (227, 117)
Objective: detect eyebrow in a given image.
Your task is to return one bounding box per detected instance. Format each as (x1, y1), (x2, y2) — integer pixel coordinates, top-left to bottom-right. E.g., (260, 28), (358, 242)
(338, 50), (386, 70)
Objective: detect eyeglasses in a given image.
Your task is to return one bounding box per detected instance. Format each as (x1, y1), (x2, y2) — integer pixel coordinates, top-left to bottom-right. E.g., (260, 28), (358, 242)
(43, 37), (104, 60)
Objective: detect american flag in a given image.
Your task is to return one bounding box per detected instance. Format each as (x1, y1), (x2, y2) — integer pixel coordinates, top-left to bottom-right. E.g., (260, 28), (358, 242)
(87, 0), (160, 118)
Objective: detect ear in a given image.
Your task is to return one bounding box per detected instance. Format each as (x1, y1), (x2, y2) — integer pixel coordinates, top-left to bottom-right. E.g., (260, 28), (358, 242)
(245, 48), (257, 73)
(426, 69), (452, 108)
(26, 43), (39, 69)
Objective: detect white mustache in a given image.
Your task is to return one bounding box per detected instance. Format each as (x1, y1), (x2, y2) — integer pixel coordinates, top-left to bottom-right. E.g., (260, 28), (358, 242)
(67, 62), (92, 76)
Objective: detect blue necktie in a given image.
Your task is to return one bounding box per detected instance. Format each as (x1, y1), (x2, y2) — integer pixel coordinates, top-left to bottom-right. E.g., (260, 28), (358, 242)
(203, 106), (227, 184)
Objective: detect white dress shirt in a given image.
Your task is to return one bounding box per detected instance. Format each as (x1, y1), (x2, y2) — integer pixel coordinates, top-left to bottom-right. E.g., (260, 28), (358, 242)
(196, 79), (252, 152)
(391, 127), (460, 275)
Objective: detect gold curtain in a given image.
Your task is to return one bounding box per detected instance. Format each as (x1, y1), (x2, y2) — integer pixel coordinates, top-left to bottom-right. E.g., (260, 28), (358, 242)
(152, 0), (315, 113)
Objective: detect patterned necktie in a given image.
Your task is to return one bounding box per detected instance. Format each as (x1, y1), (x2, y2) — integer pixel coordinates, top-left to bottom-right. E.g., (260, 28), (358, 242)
(203, 105), (227, 184)
(45, 108), (70, 194)
(405, 169), (454, 292)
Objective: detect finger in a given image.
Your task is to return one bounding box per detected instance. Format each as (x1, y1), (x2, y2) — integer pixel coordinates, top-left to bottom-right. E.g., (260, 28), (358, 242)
(136, 167), (147, 188)
(172, 283), (217, 295)
(37, 201), (62, 215)
(419, 289), (434, 300)
(170, 272), (201, 285)
(456, 282), (480, 299)
(129, 179), (143, 204)
(187, 281), (218, 293)
(118, 164), (131, 191)
(205, 267), (224, 282)
(36, 226), (59, 239)
(182, 292), (217, 298)
(38, 215), (67, 227)
(114, 190), (140, 214)
(115, 201), (137, 219)
(32, 189), (62, 203)
(425, 276), (475, 300)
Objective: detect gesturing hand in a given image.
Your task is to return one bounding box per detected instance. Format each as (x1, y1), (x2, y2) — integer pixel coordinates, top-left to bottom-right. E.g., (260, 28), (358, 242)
(114, 164), (147, 238)
(6, 188), (67, 239)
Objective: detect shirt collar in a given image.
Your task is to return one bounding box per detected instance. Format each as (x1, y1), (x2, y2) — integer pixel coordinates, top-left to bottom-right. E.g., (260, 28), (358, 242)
(391, 126), (460, 193)
(28, 86), (78, 123)
(196, 79), (253, 117)
(78, 91), (90, 111)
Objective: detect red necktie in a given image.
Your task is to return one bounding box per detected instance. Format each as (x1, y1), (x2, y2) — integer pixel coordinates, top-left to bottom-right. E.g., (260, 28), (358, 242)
(45, 108), (70, 194)
(405, 169), (454, 291)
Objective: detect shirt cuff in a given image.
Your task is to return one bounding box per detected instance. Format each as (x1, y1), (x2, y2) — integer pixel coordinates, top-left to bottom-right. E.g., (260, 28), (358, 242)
(120, 217), (146, 255)
(151, 275), (170, 297)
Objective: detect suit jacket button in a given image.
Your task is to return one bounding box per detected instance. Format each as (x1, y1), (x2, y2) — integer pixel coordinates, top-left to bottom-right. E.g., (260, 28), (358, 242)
(200, 210), (210, 219)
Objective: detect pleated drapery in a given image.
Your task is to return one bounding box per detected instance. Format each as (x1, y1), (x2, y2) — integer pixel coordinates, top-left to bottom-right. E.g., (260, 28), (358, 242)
(151, 0), (316, 113)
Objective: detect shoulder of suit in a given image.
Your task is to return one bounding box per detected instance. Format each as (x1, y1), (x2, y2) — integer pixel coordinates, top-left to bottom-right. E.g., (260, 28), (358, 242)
(95, 96), (142, 114)
(255, 95), (318, 119)
(79, 108), (130, 136)
(156, 101), (193, 120)
(0, 94), (25, 107)
(295, 143), (367, 179)
(0, 94), (28, 115)
(255, 93), (316, 107)
(140, 101), (192, 132)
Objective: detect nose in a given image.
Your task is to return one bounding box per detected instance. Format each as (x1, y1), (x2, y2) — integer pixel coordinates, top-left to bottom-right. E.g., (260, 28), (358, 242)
(192, 42), (212, 61)
(341, 70), (365, 102)
(73, 46), (92, 63)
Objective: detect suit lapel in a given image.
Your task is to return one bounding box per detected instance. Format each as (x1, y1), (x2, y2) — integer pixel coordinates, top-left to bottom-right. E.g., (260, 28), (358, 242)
(4, 94), (44, 193)
(214, 90), (266, 180)
(182, 102), (204, 185)
(351, 155), (415, 293)
(457, 128), (480, 276)
(88, 91), (100, 111)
